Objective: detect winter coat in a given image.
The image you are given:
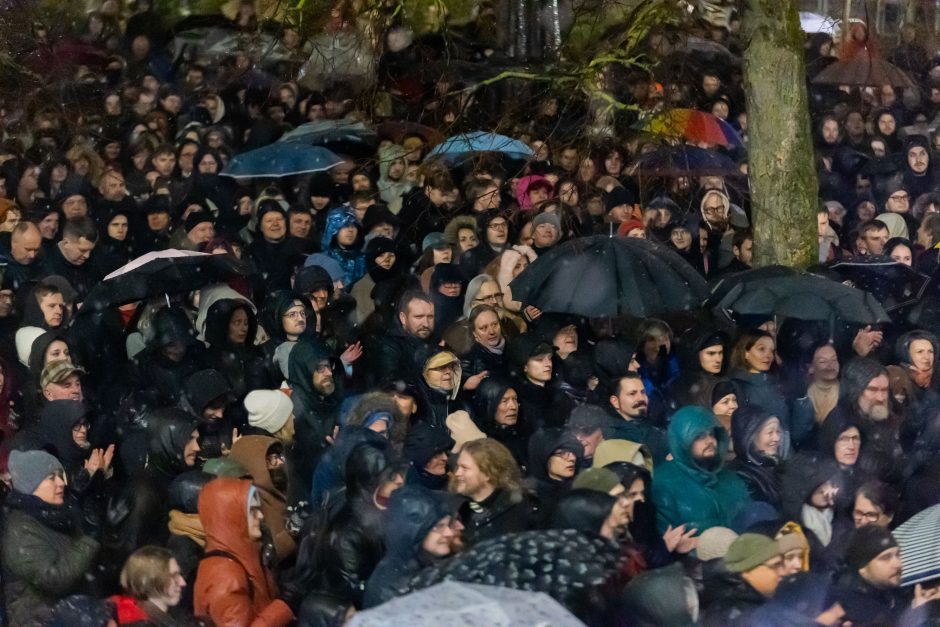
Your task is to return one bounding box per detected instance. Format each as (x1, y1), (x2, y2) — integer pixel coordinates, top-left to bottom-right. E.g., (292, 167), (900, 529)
(456, 487), (538, 547)
(321, 209), (365, 287)
(601, 405), (670, 465)
(245, 236), (307, 293)
(203, 298), (266, 399)
(728, 405), (790, 509)
(194, 478), (293, 627)
(526, 429), (583, 516)
(134, 307), (205, 408)
(730, 369), (815, 446)
(652, 406), (751, 533)
(39, 243), (100, 303)
(1, 491), (100, 627)
(362, 486), (449, 608)
(229, 436), (296, 563)
(287, 337), (341, 499)
(700, 571), (768, 627)
(397, 188), (451, 266)
(779, 452), (845, 572)
(460, 342), (508, 381)
(472, 377), (530, 468)
(402, 422), (454, 491)
(110, 595), (194, 626)
(364, 324), (435, 387)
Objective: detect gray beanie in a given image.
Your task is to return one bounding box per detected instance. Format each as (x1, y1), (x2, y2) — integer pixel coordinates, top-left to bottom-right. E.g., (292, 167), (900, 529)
(9, 449), (64, 495)
(244, 390), (294, 434)
(532, 212), (561, 234)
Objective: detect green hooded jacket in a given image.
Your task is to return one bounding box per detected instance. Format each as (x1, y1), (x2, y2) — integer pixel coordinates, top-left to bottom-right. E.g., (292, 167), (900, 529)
(651, 406), (750, 534)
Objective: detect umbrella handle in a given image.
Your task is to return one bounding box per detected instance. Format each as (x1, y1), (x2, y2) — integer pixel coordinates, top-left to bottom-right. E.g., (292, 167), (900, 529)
(165, 293), (171, 308)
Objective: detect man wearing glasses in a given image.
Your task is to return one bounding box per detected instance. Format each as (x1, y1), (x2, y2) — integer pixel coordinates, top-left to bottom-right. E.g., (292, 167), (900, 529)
(459, 209), (510, 277)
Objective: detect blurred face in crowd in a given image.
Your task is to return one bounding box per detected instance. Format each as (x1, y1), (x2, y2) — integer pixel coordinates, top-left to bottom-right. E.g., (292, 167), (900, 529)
(424, 360), (457, 391)
(611, 377), (648, 419)
(108, 214), (128, 241)
(152, 152), (175, 177)
(148, 210), (170, 232)
(422, 516), (458, 557)
(40, 292), (64, 327)
(559, 148), (579, 172)
(486, 217), (509, 247)
(494, 388), (519, 426)
(198, 153), (218, 174)
(858, 374), (890, 421)
(452, 450), (492, 500)
(908, 145), (929, 174)
(810, 480), (838, 509)
(821, 119), (840, 144)
(886, 190), (910, 214)
(671, 226), (692, 251)
(809, 344), (840, 383)
(753, 417), (782, 458)
(909, 338), (935, 371)
(37, 212), (59, 240)
(60, 235), (95, 266)
(400, 299), (434, 339)
(289, 212), (312, 239)
(889, 243), (912, 266)
(44, 374), (83, 402)
(187, 221), (214, 246)
(524, 353), (553, 385)
(281, 301), (307, 339)
(62, 195), (88, 219)
(457, 228), (479, 252)
(472, 310), (502, 349)
(33, 470), (66, 506)
(860, 546), (902, 590)
(337, 225), (358, 247)
(854, 493), (894, 528)
(247, 491), (264, 540)
(712, 393), (738, 421)
(547, 448), (577, 480)
(742, 554), (786, 598)
(690, 430), (718, 463)
(184, 429), (200, 467)
(261, 211), (287, 242)
(834, 426), (861, 465)
(11, 223), (41, 264)
(744, 336), (775, 373)
(312, 360), (335, 395)
(533, 223), (558, 248)
(699, 344), (723, 374)
(228, 308), (250, 345)
(877, 113), (896, 136)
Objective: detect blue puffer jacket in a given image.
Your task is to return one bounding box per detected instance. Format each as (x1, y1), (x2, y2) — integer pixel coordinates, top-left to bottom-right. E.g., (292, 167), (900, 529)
(321, 207), (366, 287)
(362, 486), (448, 608)
(652, 406), (751, 534)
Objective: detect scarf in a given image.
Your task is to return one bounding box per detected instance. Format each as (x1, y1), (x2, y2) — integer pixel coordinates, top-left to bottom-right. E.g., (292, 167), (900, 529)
(909, 365), (933, 389)
(801, 504), (833, 547)
(483, 337), (506, 356)
(167, 509), (207, 547)
(5, 490), (79, 534)
(807, 381), (840, 423)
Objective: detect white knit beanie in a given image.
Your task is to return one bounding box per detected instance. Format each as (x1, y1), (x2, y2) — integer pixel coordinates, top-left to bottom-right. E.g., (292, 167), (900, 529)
(15, 326), (45, 367)
(244, 390), (293, 434)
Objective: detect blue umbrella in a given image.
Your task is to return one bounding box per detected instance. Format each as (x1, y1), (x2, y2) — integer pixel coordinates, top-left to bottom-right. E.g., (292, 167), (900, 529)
(428, 131), (535, 163)
(632, 145), (738, 177)
(221, 143), (343, 179)
(279, 119), (378, 146)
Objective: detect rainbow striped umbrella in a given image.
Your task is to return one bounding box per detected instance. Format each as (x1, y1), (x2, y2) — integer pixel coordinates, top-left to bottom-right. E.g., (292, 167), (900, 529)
(637, 109), (744, 148)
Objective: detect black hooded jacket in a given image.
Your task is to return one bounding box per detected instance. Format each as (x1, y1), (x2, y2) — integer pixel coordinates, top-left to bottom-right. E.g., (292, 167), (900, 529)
(363, 486), (449, 608)
(473, 377), (529, 467)
(133, 307), (205, 408)
(203, 298), (265, 397)
(727, 405), (789, 509)
(403, 422), (454, 491)
(526, 428), (583, 517)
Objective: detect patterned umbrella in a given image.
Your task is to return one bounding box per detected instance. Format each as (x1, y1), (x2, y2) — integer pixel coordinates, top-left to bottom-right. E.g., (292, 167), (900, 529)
(893, 503), (940, 587)
(636, 109), (743, 148)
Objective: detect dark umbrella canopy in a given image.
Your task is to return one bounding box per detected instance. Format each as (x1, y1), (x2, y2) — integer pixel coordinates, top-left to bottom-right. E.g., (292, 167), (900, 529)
(375, 121), (445, 147)
(402, 529), (622, 613)
(79, 250), (254, 313)
(830, 256), (930, 313)
(221, 143), (343, 179)
(714, 269), (889, 324)
(630, 145), (739, 177)
(812, 54), (916, 88)
(509, 235), (709, 318)
(278, 119), (378, 158)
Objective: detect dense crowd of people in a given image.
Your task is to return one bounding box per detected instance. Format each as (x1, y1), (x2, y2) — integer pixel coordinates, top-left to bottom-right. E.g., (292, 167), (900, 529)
(4, 1), (940, 626)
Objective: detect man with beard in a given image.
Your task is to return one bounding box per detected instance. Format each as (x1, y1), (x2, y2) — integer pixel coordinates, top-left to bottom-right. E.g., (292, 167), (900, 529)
(367, 291), (436, 386)
(652, 405), (750, 533)
(604, 373), (669, 464)
(823, 359), (898, 459)
(229, 435), (296, 563)
(450, 438), (537, 546)
(835, 525), (906, 624)
(699, 189), (747, 273)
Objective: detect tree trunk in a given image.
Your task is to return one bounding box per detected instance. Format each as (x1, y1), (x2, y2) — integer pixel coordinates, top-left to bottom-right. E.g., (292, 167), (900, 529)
(742, 0), (820, 268)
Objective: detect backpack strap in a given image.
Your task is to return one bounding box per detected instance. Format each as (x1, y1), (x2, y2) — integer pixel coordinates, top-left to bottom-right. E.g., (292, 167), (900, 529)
(201, 550), (254, 601)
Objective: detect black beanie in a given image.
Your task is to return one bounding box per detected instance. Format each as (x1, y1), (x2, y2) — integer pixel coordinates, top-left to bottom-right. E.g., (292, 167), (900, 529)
(295, 265), (333, 294)
(184, 210), (214, 233)
(844, 525), (898, 570)
(711, 380), (737, 405)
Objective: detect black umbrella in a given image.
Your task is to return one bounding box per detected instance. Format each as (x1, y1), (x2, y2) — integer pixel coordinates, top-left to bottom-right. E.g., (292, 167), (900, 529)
(830, 256), (930, 313)
(79, 250), (254, 313)
(712, 267), (889, 325)
(402, 529), (622, 614)
(509, 235), (709, 318)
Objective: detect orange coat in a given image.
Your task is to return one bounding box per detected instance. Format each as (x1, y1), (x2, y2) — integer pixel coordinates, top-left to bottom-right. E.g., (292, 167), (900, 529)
(193, 478), (294, 627)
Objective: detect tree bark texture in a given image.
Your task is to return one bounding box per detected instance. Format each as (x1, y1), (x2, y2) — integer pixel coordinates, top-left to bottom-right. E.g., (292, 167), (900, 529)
(742, 0), (820, 268)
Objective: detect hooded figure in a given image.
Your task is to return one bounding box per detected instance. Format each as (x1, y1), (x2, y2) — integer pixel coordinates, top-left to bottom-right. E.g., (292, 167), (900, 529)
(321, 207), (366, 287)
(91, 209), (133, 277)
(362, 485), (450, 608)
(351, 236), (401, 326)
(229, 435), (296, 562)
(779, 452), (844, 572)
(526, 428), (584, 512)
(135, 307), (204, 408)
(652, 406), (751, 533)
(473, 377), (529, 467)
(377, 144), (413, 213)
(728, 405), (790, 509)
(203, 298), (265, 397)
(901, 134), (937, 201)
(403, 422), (455, 491)
(166, 470), (213, 612)
(194, 478), (294, 627)
(667, 327), (730, 410)
(287, 337), (341, 499)
(245, 200), (307, 292)
(428, 263), (465, 331)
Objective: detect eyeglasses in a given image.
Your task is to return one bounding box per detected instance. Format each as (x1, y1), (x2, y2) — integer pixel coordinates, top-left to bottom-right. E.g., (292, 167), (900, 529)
(474, 293), (504, 303)
(890, 193), (910, 201)
(853, 508), (883, 523)
(488, 222), (508, 230)
(266, 452), (285, 465)
(314, 362), (332, 373)
(283, 310), (307, 320)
